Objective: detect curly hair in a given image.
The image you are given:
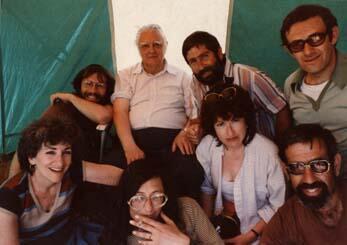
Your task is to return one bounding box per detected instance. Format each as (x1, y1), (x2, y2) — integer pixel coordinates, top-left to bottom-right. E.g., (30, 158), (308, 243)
(72, 64), (115, 105)
(17, 117), (81, 174)
(200, 84), (256, 146)
(278, 124), (338, 164)
(182, 31), (221, 64)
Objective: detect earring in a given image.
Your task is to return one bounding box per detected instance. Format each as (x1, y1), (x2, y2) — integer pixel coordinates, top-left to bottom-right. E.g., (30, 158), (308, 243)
(29, 164), (36, 173)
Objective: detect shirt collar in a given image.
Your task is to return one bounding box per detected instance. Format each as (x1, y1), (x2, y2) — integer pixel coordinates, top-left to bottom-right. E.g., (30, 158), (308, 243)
(332, 51), (347, 89)
(291, 50), (347, 92)
(224, 57), (234, 78)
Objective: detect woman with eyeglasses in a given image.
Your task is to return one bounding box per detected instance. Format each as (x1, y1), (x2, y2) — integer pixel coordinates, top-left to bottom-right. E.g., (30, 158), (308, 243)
(197, 84), (286, 244)
(104, 157), (223, 245)
(0, 117), (123, 244)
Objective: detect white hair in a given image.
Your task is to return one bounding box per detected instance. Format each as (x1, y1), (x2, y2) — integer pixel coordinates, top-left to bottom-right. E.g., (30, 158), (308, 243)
(135, 24), (168, 51)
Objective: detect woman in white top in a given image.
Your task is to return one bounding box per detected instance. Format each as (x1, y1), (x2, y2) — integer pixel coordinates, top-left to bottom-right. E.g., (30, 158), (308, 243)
(196, 84), (286, 244)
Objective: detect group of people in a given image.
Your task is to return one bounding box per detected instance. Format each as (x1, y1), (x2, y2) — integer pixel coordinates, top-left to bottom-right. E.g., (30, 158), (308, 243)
(1, 3), (347, 244)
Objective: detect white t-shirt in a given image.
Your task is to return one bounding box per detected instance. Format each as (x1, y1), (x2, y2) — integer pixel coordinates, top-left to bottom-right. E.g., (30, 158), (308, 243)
(301, 79), (329, 101)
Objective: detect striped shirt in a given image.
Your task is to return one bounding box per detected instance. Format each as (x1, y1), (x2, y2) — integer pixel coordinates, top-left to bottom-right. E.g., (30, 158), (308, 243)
(189, 58), (287, 139)
(0, 164), (82, 243)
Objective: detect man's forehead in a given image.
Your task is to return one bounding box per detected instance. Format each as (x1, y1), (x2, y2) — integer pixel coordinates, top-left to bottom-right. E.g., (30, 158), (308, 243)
(83, 73), (106, 83)
(192, 44), (210, 52)
(286, 16), (326, 40)
(139, 29), (163, 42)
(187, 44), (212, 58)
(285, 138), (328, 162)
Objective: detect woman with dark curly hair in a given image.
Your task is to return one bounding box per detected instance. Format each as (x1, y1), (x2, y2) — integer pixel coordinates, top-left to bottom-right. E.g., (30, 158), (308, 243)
(106, 157), (223, 245)
(0, 117), (123, 244)
(197, 84), (286, 244)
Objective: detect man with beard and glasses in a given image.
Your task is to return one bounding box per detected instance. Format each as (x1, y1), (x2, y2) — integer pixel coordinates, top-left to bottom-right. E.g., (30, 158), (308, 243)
(182, 31), (291, 143)
(50, 64), (117, 163)
(49, 64), (122, 226)
(261, 124), (347, 244)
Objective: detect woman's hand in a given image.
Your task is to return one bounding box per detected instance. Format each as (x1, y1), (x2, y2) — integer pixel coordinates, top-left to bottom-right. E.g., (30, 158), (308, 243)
(130, 212), (190, 245)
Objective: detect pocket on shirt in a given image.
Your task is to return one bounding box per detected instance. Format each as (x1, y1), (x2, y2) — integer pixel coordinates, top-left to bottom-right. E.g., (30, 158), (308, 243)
(160, 85), (184, 105)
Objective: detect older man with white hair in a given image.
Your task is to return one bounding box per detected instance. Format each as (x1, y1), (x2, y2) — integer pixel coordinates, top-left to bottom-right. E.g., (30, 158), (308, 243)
(112, 24), (204, 199)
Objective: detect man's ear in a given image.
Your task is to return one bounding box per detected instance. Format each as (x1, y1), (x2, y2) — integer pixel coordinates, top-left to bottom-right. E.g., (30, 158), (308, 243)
(333, 153), (342, 177)
(217, 48), (223, 60)
(330, 26), (339, 45)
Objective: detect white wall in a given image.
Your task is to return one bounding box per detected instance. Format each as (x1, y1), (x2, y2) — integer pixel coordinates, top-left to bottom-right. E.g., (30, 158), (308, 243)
(110, 0), (231, 74)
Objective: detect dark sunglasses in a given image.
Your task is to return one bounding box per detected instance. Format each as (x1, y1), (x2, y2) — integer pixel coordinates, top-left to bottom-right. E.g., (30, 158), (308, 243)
(287, 32), (328, 53)
(203, 86), (237, 103)
(287, 159), (331, 175)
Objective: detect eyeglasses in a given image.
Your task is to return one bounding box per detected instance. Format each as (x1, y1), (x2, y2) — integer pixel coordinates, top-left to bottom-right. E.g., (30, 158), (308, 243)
(203, 86), (237, 103)
(287, 159), (331, 175)
(139, 41), (163, 50)
(188, 51), (213, 68)
(82, 80), (106, 89)
(287, 32), (328, 53)
(128, 192), (168, 211)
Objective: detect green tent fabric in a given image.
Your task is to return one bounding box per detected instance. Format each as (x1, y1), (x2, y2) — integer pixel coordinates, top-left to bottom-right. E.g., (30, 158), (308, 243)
(0, 0), (114, 153)
(228, 0), (347, 88)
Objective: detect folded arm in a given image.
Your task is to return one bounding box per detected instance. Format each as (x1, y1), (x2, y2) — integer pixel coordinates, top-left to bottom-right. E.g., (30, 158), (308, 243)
(50, 92), (113, 124)
(83, 161), (123, 186)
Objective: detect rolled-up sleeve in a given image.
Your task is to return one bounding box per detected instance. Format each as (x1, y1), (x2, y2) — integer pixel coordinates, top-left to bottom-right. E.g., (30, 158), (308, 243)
(257, 154), (286, 223)
(196, 136), (216, 195)
(111, 70), (133, 102)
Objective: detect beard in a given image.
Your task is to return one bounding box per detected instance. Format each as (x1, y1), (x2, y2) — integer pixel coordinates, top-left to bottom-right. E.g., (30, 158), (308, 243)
(81, 92), (103, 103)
(296, 181), (330, 209)
(194, 59), (225, 86)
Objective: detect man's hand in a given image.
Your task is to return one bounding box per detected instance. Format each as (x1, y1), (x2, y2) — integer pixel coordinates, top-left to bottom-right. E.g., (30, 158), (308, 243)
(224, 231), (257, 245)
(124, 143), (145, 165)
(130, 213), (190, 245)
(185, 123), (202, 145)
(50, 92), (74, 104)
(172, 130), (194, 155)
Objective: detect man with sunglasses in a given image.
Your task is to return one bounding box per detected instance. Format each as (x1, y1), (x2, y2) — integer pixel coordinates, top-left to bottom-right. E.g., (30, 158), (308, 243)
(281, 4), (347, 178)
(261, 124), (347, 244)
(182, 31), (291, 142)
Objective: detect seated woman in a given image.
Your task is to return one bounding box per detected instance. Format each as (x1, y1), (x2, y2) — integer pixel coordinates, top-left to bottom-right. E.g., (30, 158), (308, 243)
(106, 157), (223, 245)
(197, 84), (286, 244)
(0, 117), (123, 244)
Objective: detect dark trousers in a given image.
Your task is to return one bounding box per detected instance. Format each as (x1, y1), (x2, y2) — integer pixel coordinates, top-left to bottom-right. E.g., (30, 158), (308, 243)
(119, 128), (204, 200)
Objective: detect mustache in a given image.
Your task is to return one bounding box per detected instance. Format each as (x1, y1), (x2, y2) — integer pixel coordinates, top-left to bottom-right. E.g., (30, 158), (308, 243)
(85, 92), (102, 99)
(296, 181), (330, 209)
(297, 181), (327, 191)
(197, 66), (214, 77)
